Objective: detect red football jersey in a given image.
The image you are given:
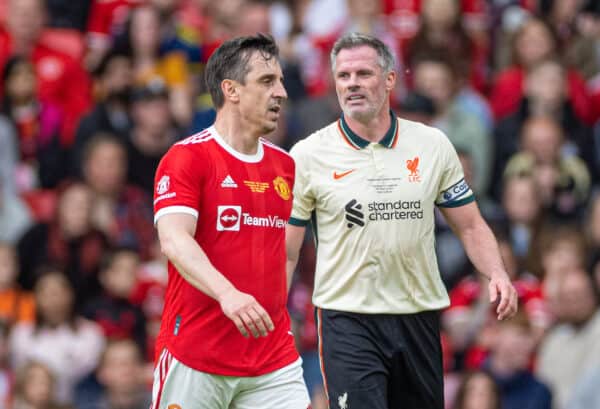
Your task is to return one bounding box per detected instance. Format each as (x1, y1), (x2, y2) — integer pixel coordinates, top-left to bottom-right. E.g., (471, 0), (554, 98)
(153, 126), (298, 376)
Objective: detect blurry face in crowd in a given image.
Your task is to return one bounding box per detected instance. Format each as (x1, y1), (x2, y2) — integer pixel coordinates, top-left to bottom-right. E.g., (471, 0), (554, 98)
(422, 0), (459, 28)
(460, 372), (499, 409)
(347, 0), (380, 19)
(413, 61), (454, 111)
(34, 272), (74, 327)
(0, 244), (17, 290)
(559, 270), (597, 325)
(551, 0), (581, 23)
(7, 0), (45, 45)
(491, 322), (534, 371)
(131, 6), (161, 55)
(502, 176), (540, 225)
(99, 341), (143, 393)
(526, 62), (566, 110)
(132, 97), (171, 134)
(234, 51), (287, 135)
(84, 140), (127, 196)
(236, 2), (270, 36)
(542, 236), (584, 276)
(21, 363), (54, 407)
(210, 0), (244, 28)
(334, 45), (395, 123)
(149, 0), (181, 14)
(102, 56), (133, 99)
(101, 251), (140, 299)
(57, 183), (93, 238)
(521, 117), (563, 165)
(5, 60), (37, 103)
(515, 19), (555, 67)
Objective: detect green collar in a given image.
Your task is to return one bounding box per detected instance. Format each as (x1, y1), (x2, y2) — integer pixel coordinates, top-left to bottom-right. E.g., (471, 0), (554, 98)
(338, 110), (398, 150)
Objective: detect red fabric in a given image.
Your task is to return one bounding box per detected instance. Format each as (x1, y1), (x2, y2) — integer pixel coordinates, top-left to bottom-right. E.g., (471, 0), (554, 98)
(0, 29), (92, 144)
(490, 66), (595, 124)
(86, 0), (143, 40)
(447, 275), (548, 326)
(153, 127), (298, 376)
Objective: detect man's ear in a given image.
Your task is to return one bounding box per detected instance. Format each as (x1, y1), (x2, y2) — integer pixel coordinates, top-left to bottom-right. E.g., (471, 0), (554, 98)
(221, 79), (240, 103)
(385, 70), (396, 93)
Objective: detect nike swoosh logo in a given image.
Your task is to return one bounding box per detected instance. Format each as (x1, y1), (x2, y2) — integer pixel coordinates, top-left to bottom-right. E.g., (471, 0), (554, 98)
(333, 169), (356, 180)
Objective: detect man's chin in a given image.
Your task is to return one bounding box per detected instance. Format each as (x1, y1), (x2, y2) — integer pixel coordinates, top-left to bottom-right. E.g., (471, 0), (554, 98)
(262, 123), (278, 134)
(345, 108), (375, 122)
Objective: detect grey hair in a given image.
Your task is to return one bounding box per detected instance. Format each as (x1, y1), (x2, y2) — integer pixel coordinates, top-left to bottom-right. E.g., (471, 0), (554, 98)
(330, 32), (395, 73)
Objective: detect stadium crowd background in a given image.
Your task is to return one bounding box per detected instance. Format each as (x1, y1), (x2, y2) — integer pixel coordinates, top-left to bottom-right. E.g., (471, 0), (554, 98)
(0, 0), (600, 408)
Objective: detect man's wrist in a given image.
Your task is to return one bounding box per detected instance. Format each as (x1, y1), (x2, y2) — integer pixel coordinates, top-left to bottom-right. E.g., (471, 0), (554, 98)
(214, 282), (236, 303)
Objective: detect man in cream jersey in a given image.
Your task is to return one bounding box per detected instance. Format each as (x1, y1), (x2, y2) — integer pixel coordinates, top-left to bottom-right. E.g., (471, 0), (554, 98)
(286, 32), (518, 409)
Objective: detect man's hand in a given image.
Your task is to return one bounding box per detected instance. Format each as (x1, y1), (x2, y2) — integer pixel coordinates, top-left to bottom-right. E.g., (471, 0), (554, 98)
(488, 273), (518, 320)
(218, 287), (275, 338)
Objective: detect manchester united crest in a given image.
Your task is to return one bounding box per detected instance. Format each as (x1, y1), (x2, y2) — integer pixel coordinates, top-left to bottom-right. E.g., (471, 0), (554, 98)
(273, 176), (291, 200)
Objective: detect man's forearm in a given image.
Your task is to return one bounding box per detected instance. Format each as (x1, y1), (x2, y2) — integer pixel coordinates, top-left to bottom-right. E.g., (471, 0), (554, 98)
(459, 221), (507, 280)
(160, 227), (235, 302)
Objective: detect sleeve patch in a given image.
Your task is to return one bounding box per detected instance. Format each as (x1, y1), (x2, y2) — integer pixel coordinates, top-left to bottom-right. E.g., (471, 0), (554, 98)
(436, 178), (473, 206)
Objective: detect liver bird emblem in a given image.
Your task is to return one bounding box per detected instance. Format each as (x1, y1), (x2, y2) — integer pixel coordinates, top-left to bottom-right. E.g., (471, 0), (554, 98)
(406, 157), (419, 176)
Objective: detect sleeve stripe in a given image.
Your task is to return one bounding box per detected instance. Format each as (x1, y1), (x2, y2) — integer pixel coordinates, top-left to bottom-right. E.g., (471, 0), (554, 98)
(289, 216), (310, 226)
(436, 195), (476, 208)
(154, 206), (199, 225)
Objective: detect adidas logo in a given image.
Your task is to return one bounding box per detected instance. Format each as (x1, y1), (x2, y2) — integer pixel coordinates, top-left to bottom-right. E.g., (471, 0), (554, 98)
(221, 175), (238, 188)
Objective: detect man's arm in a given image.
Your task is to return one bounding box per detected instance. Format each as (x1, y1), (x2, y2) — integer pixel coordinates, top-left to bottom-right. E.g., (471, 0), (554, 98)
(285, 224), (306, 291)
(440, 202), (518, 320)
(157, 213), (274, 338)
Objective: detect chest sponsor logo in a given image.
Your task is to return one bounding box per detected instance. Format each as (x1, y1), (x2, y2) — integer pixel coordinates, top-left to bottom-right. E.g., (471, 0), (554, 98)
(273, 176), (291, 200)
(221, 175), (238, 188)
(244, 180), (270, 193)
(216, 205), (286, 231)
(333, 169), (356, 180)
(344, 199), (424, 228)
(345, 199), (365, 228)
(217, 206), (242, 231)
(406, 156), (421, 182)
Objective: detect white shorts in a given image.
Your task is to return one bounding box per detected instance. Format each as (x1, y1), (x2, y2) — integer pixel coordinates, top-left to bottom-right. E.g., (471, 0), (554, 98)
(151, 349), (311, 409)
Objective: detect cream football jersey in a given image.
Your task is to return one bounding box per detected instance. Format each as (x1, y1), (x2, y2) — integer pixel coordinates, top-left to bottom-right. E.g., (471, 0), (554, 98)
(289, 113), (474, 314)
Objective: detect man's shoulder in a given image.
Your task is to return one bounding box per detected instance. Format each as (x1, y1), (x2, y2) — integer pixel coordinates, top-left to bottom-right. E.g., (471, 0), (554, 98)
(398, 117), (446, 142)
(290, 120), (339, 157)
(261, 138), (293, 164)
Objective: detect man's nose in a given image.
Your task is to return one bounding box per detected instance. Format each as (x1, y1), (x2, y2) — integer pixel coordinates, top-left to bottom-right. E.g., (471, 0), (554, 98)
(274, 81), (288, 100)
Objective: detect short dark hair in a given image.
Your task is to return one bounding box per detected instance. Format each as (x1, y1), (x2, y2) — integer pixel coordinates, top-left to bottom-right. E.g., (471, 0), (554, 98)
(205, 33), (280, 109)
(330, 32), (395, 73)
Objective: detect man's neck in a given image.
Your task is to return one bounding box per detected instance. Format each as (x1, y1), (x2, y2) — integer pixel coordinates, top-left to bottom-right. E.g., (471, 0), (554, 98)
(213, 109), (261, 155)
(344, 107), (391, 143)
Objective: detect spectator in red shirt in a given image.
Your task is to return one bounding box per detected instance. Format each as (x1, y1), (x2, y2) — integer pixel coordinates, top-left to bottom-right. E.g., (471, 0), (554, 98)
(0, 0), (92, 144)
(489, 16), (594, 124)
(85, 0), (144, 71)
(0, 0), (91, 144)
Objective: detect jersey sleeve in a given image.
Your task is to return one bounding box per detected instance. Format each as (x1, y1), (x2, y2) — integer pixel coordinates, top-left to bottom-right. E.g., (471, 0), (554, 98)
(435, 130), (475, 208)
(153, 144), (204, 224)
(288, 140), (315, 226)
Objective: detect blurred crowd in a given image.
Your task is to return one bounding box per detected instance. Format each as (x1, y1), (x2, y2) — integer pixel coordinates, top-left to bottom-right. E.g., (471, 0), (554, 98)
(0, 0), (600, 408)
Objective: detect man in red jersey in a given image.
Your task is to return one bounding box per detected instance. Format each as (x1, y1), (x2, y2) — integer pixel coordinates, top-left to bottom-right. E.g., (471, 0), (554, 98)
(0, 0), (92, 144)
(151, 34), (310, 409)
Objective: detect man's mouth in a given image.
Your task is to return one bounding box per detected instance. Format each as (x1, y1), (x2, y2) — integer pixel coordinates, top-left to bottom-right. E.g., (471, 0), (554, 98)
(347, 94), (365, 102)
